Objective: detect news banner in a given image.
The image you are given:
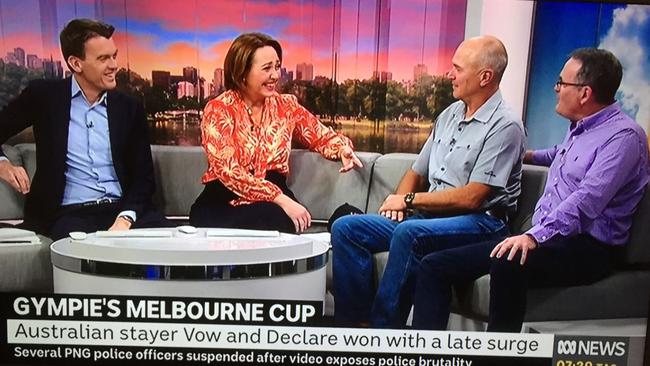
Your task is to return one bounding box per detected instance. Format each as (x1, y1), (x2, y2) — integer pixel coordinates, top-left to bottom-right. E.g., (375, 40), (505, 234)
(0, 294), (635, 366)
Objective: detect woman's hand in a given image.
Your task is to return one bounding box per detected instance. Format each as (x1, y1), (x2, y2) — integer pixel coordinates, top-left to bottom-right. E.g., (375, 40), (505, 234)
(274, 194), (312, 233)
(339, 146), (363, 173)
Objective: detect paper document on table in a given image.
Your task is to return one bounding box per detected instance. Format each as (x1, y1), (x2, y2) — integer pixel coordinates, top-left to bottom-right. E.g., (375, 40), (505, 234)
(206, 228), (280, 237)
(0, 228), (41, 245)
(95, 230), (173, 238)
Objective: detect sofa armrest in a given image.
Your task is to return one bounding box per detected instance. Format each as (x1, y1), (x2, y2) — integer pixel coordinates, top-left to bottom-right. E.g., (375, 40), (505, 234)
(0, 144), (27, 220)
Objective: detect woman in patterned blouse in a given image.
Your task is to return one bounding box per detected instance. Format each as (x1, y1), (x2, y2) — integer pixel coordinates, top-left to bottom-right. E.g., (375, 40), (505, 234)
(190, 33), (362, 233)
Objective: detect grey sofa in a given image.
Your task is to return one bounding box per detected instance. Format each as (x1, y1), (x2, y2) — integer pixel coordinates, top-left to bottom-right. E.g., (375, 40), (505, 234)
(1, 143), (648, 326)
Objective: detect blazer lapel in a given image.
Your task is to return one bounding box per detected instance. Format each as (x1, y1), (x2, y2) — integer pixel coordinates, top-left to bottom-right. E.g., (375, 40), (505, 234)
(52, 78), (72, 171)
(107, 91), (126, 175)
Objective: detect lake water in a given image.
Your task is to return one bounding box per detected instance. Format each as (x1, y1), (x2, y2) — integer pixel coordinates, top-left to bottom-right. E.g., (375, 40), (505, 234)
(147, 117), (432, 154)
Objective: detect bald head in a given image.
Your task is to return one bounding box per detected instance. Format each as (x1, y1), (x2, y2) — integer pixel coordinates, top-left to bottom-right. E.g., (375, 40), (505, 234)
(458, 35), (508, 83)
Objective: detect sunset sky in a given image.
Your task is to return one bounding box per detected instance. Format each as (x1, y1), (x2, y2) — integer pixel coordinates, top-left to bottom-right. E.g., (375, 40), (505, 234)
(0, 0), (466, 85)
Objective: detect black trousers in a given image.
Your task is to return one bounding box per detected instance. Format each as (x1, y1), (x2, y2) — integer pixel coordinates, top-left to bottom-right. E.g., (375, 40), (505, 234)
(189, 171), (296, 233)
(412, 234), (620, 331)
(488, 234), (620, 332)
(48, 202), (172, 241)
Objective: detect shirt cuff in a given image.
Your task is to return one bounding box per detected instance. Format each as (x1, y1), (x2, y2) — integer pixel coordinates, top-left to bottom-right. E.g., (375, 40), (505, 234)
(118, 210), (137, 223)
(0, 156), (8, 162)
(526, 225), (553, 244)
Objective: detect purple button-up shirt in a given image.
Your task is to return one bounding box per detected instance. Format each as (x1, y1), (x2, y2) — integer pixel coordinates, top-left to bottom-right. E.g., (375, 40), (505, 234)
(528, 103), (649, 245)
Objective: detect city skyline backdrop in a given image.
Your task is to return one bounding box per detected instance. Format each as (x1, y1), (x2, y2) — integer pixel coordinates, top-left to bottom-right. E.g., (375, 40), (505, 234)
(0, 0), (467, 96)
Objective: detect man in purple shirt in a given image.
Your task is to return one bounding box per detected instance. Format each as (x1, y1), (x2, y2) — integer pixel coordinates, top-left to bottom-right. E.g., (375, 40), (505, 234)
(411, 48), (649, 332)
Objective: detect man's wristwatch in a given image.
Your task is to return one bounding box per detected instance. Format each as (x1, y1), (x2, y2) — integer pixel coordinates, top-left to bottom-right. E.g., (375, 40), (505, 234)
(404, 192), (416, 209)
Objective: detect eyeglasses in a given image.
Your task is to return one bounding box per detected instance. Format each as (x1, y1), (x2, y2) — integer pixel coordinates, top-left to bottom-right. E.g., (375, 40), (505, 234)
(555, 78), (588, 89)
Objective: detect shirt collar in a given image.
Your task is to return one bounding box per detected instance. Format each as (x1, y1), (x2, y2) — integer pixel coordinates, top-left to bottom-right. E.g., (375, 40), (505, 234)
(575, 102), (620, 132)
(459, 90), (503, 124)
(71, 75), (108, 106)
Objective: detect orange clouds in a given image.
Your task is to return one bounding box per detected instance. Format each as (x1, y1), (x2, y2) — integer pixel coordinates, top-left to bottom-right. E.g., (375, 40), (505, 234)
(0, 0), (464, 87)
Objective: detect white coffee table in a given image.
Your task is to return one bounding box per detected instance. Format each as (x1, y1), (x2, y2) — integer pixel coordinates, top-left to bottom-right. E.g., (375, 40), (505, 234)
(50, 228), (329, 303)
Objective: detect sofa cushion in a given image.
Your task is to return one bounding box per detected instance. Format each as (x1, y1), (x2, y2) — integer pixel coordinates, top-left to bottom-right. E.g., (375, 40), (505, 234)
(0, 144), (26, 220)
(367, 153), (418, 214)
(461, 271), (650, 322)
(509, 164), (547, 234)
(151, 145), (206, 216)
(623, 187), (650, 266)
(15, 143), (37, 177)
(288, 149), (380, 221)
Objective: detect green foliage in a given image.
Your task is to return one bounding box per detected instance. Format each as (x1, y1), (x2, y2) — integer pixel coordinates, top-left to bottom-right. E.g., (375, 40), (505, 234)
(278, 75), (455, 123)
(0, 62), (44, 108)
(116, 68), (207, 116)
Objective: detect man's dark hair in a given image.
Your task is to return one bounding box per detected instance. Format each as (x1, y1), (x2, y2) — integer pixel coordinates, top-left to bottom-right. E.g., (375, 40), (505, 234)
(59, 18), (115, 70)
(570, 48), (622, 105)
(223, 32), (283, 92)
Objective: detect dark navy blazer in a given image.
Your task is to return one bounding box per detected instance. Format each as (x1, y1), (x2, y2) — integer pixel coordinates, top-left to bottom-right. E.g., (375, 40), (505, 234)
(0, 77), (156, 233)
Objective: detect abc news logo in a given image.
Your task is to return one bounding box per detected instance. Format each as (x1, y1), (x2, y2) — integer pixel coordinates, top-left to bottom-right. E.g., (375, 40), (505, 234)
(556, 339), (626, 357)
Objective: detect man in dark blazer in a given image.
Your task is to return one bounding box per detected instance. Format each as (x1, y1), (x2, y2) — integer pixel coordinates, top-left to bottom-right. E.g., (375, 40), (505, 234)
(0, 18), (167, 239)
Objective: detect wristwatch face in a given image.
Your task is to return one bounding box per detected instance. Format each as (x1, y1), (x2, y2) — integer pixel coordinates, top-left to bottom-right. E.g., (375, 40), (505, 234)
(404, 192), (415, 208)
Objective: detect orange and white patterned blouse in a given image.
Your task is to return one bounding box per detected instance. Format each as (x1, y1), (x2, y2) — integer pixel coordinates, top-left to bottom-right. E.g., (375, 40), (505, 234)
(201, 90), (353, 206)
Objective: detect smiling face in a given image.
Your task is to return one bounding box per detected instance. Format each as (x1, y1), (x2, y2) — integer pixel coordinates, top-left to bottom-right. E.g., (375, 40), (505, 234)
(241, 45), (281, 106)
(68, 35), (118, 97)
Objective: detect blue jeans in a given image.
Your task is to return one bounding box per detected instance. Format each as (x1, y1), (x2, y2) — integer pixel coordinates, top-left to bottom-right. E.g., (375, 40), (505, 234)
(331, 212), (508, 328)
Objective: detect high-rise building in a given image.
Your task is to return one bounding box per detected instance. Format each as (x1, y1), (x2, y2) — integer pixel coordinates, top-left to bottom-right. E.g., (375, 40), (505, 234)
(13, 48), (25, 67)
(43, 58), (55, 78)
(372, 70), (392, 82)
(40, 58), (63, 79)
(196, 77), (206, 100)
(170, 75), (183, 85)
(26, 54), (40, 69)
(279, 67), (294, 84)
(212, 68), (224, 95)
(5, 52), (18, 65)
(152, 70), (171, 89)
(380, 71), (392, 82)
(183, 66), (198, 84)
(414, 64), (428, 81)
(177, 81), (194, 99)
(296, 63), (313, 81)
(55, 61), (64, 79)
